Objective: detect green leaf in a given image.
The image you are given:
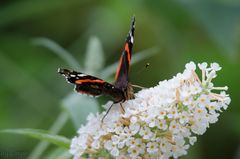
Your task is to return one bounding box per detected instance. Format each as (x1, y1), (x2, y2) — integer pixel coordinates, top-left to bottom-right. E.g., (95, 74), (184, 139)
(0, 0), (87, 28)
(62, 93), (99, 129)
(85, 36), (105, 74)
(46, 148), (72, 159)
(178, 1), (240, 55)
(0, 128), (70, 149)
(100, 47), (160, 79)
(32, 37), (81, 70)
(28, 112), (69, 159)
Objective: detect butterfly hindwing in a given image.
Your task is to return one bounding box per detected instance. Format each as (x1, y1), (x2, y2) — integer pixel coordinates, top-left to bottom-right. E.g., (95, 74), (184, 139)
(114, 16), (135, 90)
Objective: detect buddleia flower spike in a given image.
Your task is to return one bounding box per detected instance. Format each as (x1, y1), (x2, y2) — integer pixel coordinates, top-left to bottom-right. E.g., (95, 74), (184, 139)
(69, 61), (230, 159)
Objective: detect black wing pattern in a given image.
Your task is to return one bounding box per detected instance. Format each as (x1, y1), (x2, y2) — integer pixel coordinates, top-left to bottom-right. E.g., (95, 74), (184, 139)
(114, 16), (135, 90)
(58, 68), (124, 102)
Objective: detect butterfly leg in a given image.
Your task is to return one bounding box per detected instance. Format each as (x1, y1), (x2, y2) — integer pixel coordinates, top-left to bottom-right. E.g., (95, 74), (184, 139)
(101, 102), (114, 123)
(120, 103), (125, 114)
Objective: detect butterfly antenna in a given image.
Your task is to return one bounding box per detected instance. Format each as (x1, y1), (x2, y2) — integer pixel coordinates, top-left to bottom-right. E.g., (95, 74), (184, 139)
(101, 102), (114, 123)
(131, 84), (146, 89)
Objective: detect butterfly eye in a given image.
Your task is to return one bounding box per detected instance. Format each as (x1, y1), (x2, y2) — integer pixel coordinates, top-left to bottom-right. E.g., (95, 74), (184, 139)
(104, 84), (113, 89)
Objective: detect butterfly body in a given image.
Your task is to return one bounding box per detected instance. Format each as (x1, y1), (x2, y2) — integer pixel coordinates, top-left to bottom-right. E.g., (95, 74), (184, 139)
(58, 16), (135, 105)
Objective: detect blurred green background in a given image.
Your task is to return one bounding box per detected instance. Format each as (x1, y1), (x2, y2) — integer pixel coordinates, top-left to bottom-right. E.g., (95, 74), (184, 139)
(0, 0), (240, 159)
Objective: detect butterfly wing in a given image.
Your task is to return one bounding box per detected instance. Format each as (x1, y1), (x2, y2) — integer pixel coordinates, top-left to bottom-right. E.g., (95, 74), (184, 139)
(58, 68), (124, 102)
(58, 68), (107, 96)
(114, 16), (135, 90)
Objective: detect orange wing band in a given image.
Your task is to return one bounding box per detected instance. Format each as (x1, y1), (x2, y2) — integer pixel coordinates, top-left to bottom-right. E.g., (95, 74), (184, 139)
(75, 79), (105, 84)
(115, 56), (123, 80)
(125, 43), (131, 64)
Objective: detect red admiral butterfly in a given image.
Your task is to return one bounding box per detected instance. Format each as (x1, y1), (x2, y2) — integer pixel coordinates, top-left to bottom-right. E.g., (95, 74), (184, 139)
(58, 17), (135, 120)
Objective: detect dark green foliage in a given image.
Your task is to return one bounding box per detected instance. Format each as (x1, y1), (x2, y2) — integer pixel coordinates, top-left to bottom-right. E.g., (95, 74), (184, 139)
(0, 1), (240, 159)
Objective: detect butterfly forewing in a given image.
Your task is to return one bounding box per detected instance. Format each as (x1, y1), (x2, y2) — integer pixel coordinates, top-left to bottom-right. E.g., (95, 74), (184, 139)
(58, 68), (104, 95)
(58, 68), (124, 101)
(114, 16), (135, 90)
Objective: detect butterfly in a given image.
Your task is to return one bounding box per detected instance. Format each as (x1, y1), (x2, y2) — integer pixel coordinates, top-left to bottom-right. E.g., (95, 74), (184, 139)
(58, 16), (135, 121)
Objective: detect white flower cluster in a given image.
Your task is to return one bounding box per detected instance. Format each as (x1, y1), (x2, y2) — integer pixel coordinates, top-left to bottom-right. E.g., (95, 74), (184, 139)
(70, 62), (230, 159)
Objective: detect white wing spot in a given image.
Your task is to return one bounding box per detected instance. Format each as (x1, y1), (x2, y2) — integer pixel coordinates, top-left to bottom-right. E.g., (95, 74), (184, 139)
(78, 74), (87, 77)
(70, 74), (76, 77)
(129, 32), (134, 43)
(131, 36), (134, 43)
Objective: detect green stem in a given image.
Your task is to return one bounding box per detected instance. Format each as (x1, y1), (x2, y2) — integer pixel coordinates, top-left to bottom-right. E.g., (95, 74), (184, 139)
(27, 111), (69, 159)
